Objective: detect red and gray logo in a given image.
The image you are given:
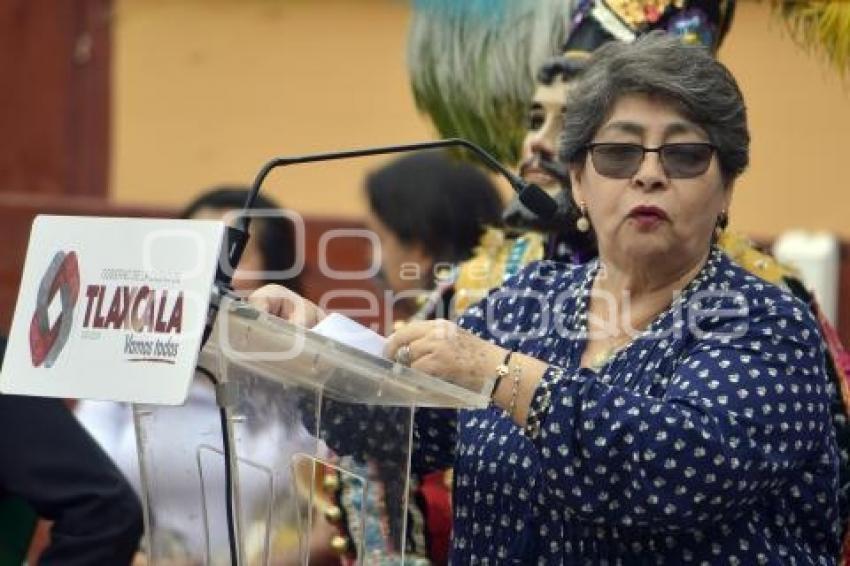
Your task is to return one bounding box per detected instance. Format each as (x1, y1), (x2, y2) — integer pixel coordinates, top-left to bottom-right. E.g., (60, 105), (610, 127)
(30, 250), (80, 368)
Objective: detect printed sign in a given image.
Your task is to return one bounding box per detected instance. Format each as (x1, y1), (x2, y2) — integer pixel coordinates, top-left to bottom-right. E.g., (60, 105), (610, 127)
(0, 216), (225, 404)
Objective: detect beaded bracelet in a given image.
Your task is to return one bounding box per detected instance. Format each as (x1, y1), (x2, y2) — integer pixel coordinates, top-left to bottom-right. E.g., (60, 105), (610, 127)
(525, 366), (565, 439)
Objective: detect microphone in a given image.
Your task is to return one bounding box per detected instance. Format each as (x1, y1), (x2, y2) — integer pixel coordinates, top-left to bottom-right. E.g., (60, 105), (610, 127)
(201, 138), (557, 346)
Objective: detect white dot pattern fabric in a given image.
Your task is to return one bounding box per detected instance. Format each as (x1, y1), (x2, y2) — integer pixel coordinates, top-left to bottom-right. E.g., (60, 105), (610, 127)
(414, 248), (840, 564)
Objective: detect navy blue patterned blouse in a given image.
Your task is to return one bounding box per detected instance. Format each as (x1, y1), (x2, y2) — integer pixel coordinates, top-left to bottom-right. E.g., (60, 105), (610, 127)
(414, 248), (840, 564)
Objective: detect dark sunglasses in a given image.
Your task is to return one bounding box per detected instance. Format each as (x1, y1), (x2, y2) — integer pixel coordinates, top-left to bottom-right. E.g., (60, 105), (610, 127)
(584, 142), (717, 179)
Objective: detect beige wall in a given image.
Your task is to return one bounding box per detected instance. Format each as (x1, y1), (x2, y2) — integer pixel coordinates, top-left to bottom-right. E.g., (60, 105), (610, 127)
(111, 0), (436, 217)
(112, 0), (850, 238)
(720, 2), (850, 239)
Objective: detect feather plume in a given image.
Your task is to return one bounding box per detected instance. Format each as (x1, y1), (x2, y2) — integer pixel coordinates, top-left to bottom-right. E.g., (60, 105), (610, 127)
(407, 0), (574, 164)
(772, 0), (850, 75)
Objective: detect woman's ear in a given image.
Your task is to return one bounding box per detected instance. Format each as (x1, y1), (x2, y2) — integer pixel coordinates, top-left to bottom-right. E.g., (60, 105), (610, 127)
(569, 163), (584, 206)
(721, 180), (735, 212)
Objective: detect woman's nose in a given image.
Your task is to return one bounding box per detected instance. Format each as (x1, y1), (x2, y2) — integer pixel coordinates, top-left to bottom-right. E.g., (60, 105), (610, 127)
(632, 151), (668, 190)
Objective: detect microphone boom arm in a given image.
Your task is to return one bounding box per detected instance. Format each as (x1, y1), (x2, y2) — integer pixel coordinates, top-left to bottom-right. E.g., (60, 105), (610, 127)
(245, 138), (528, 215)
(209, 137), (556, 333)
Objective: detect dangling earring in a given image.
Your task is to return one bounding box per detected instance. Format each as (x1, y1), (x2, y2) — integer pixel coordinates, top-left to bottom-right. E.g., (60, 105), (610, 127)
(576, 201), (590, 233)
(714, 210), (729, 238)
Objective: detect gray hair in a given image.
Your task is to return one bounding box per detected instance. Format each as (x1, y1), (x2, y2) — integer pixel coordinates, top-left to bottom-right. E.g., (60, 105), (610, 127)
(559, 32), (749, 185)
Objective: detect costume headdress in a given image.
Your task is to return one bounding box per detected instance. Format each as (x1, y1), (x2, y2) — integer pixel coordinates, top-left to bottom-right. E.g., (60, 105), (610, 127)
(563, 0), (734, 54)
(407, 1), (736, 166)
(407, 0), (575, 164)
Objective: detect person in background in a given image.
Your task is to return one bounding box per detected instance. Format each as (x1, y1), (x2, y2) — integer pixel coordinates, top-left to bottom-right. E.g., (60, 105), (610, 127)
(0, 337), (143, 565)
(181, 186), (302, 295)
(363, 150), (503, 322)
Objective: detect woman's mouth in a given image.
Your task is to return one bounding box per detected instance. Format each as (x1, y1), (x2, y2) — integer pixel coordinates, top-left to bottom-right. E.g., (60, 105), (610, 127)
(628, 205), (669, 229)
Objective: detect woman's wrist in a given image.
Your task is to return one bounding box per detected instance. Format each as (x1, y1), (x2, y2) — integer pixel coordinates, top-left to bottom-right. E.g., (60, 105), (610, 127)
(491, 357), (517, 410)
(482, 349), (514, 399)
(490, 353), (548, 426)
(472, 343), (509, 396)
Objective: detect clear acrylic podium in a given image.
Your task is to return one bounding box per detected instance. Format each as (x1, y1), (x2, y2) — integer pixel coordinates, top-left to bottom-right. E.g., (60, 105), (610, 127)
(134, 297), (486, 565)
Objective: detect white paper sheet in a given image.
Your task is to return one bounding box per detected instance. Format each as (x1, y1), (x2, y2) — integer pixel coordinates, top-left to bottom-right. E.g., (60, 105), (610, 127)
(309, 313), (387, 358)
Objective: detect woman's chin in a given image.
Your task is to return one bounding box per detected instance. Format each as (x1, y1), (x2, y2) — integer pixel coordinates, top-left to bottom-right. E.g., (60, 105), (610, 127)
(614, 233), (677, 261)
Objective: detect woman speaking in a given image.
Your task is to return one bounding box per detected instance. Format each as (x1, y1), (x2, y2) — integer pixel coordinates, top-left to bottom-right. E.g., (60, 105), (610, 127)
(252, 32), (840, 564)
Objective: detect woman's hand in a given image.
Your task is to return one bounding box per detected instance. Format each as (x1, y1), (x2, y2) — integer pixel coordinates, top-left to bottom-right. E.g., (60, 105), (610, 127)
(248, 284), (327, 327)
(385, 319), (505, 393)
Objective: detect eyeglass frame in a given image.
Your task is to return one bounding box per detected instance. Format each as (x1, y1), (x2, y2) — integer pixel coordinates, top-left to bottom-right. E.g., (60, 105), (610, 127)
(582, 142), (718, 179)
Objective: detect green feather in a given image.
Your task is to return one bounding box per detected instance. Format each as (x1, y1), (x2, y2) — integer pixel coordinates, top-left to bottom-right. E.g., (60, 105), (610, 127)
(773, 0), (850, 76)
(407, 0), (574, 165)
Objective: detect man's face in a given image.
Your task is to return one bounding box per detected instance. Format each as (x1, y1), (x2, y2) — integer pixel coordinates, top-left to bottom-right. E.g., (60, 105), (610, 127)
(518, 76), (570, 196)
